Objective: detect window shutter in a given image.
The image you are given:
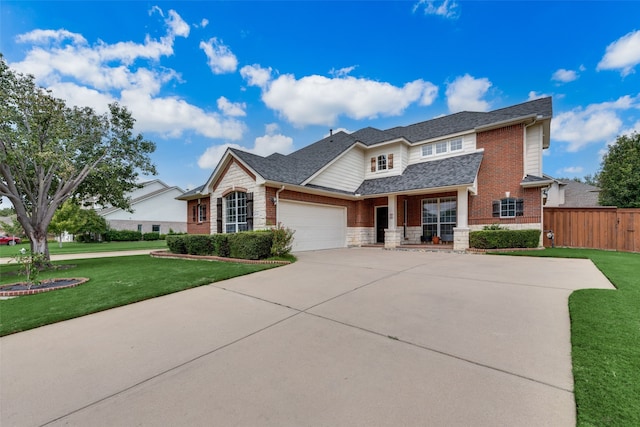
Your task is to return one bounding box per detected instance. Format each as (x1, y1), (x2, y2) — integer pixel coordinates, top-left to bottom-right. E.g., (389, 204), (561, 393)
(370, 157), (376, 172)
(246, 192), (254, 231)
(516, 198), (524, 216)
(216, 197), (223, 233)
(202, 205), (207, 221)
(388, 153), (394, 169)
(492, 201), (500, 217)
(192, 205), (197, 222)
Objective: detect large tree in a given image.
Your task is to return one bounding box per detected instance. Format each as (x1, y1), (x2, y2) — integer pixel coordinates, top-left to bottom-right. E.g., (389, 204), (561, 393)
(0, 56), (156, 260)
(598, 132), (640, 207)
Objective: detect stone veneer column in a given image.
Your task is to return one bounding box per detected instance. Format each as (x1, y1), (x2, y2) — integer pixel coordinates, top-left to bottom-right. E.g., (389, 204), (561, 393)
(384, 228), (402, 249)
(454, 188), (470, 251)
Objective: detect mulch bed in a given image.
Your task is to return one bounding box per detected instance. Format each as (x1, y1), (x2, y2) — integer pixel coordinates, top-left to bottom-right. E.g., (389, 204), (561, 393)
(149, 250), (291, 265)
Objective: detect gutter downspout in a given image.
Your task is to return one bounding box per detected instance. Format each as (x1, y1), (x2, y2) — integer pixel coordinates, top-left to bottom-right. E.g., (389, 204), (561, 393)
(275, 185), (285, 225)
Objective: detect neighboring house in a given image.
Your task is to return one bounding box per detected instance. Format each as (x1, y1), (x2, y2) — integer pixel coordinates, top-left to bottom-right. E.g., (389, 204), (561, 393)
(178, 97), (553, 251)
(544, 178), (601, 207)
(96, 179), (187, 234)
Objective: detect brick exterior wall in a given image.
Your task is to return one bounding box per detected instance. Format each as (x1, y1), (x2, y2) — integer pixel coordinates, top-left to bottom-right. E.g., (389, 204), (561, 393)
(469, 124), (542, 226)
(186, 197), (211, 234)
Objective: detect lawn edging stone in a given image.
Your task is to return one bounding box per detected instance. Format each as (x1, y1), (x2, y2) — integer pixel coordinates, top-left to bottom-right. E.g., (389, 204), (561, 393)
(149, 250), (291, 265)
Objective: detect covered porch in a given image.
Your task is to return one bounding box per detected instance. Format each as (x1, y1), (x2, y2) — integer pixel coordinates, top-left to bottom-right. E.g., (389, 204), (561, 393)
(377, 186), (472, 251)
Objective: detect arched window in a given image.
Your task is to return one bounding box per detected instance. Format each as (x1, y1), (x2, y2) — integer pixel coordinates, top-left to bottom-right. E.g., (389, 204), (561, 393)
(225, 192), (248, 233)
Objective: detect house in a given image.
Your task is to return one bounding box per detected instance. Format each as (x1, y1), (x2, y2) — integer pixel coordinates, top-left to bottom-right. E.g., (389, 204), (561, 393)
(178, 97), (553, 251)
(544, 178), (601, 207)
(95, 179), (187, 234)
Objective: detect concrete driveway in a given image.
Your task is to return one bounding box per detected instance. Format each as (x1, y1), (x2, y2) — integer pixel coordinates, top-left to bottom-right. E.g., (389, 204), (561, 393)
(0, 248), (614, 426)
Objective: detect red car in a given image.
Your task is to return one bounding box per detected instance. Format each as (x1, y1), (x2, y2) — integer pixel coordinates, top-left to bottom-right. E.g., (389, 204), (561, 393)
(0, 235), (21, 245)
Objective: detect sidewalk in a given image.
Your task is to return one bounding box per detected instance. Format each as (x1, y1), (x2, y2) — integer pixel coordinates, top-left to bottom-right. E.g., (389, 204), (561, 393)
(0, 249), (156, 265)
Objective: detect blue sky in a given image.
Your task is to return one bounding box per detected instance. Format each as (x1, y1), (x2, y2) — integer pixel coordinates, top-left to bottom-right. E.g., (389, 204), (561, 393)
(2, 1), (640, 194)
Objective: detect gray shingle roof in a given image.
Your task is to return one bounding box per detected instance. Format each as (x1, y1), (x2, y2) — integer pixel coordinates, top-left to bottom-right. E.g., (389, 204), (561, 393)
(356, 152), (483, 196)
(560, 180), (601, 207)
(189, 97), (551, 198)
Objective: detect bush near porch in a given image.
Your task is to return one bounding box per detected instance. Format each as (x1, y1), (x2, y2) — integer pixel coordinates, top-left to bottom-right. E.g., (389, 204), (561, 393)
(470, 229), (540, 249)
(168, 232), (276, 260)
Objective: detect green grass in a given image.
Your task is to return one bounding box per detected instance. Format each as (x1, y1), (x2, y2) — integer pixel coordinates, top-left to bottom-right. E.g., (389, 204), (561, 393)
(0, 240), (168, 258)
(0, 255), (279, 336)
(494, 248), (640, 426)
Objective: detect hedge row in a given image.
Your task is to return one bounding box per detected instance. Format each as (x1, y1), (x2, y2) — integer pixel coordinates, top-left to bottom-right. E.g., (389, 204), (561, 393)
(166, 232), (274, 260)
(469, 229), (541, 249)
(103, 230), (164, 242)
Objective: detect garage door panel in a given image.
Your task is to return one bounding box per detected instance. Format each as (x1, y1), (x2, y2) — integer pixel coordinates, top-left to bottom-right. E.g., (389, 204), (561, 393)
(279, 202), (346, 252)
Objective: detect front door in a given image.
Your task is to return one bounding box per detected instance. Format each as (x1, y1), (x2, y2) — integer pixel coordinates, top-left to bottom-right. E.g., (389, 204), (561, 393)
(376, 206), (388, 243)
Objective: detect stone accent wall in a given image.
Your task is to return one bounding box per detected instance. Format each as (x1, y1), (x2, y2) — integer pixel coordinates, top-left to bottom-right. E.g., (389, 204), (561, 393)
(211, 160), (266, 234)
(347, 227), (374, 246)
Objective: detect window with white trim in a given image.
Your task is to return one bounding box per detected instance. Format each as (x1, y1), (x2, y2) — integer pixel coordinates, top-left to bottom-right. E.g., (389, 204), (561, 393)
(422, 138), (464, 157)
(225, 192), (248, 233)
(492, 198), (524, 218)
(198, 203), (207, 222)
(377, 154), (387, 171)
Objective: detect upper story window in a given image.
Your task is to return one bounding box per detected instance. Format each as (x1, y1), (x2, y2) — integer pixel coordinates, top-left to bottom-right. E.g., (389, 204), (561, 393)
(422, 138), (463, 157)
(226, 191), (248, 233)
(370, 153), (394, 172)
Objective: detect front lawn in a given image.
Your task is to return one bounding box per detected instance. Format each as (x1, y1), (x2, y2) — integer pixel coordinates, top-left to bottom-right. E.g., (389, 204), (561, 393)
(0, 255), (279, 336)
(0, 240), (168, 258)
(495, 248), (640, 426)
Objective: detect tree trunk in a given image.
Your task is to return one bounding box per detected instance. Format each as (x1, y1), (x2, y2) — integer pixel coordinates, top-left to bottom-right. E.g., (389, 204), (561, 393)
(29, 228), (50, 263)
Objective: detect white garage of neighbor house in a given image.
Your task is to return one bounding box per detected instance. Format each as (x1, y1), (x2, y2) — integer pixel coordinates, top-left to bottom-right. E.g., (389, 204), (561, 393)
(94, 180), (187, 234)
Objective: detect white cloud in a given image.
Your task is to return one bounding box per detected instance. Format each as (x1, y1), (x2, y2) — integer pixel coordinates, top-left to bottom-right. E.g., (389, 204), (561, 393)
(217, 96), (246, 117)
(551, 95), (640, 152)
(552, 68), (579, 83)
(413, 0), (460, 19)
(197, 123), (294, 169)
(248, 72), (438, 127)
(558, 166), (584, 175)
(329, 66), (357, 78)
(200, 19), (209, 28)
(166, 10), (190, 37)
(240, 64), (272, 88)
(16, 29), (87, 45)
(10, 7), (246, 143)
(528, 91), (550, 100)
(199, 37), (238, 74)
(445, 74), (492, 112)
(597, 30), (640, 76)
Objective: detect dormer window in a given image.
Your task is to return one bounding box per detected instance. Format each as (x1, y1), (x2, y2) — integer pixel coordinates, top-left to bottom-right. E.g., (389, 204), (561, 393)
(377, 155), (387, 171)
(370, 154), (394, 172)
(422, 138), (463, 157)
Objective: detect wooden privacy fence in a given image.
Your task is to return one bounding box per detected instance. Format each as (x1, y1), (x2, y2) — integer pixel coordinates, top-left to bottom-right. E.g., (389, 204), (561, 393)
(543, 207), (640, 252)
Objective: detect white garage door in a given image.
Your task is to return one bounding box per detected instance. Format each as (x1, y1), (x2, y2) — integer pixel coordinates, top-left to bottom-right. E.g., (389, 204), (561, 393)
(279, 201), (347, 252)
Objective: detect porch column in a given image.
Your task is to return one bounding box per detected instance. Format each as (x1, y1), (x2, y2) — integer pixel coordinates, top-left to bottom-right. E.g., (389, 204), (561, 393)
(454, 188), (470, 251)
(385, 195), (401, 248)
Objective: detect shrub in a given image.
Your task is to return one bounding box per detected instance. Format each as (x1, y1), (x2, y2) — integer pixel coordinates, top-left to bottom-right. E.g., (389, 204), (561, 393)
(271, 223), (295, 257)
(482, 223), (507, 231)
(227, 232), (273, 260)
(143, 232), (160, 241)
(185, 235), (214, 255)
(470, 229), (541, 249)
(212, 234), (230, 257)
(166, 235), (187, 254)
(104, 229), (142, 242)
